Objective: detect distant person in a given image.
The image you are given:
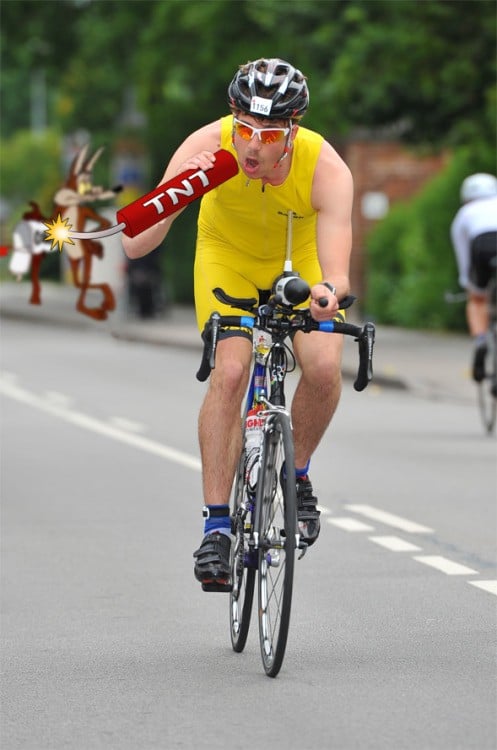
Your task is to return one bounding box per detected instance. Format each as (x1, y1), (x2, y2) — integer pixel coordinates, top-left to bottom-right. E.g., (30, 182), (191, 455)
(450, 173), (497, 381)
(126, 247), (167, 319)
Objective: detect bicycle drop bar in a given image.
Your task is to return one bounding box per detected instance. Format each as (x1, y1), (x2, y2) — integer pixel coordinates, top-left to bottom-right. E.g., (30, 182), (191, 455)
(196, 310), (375, 391)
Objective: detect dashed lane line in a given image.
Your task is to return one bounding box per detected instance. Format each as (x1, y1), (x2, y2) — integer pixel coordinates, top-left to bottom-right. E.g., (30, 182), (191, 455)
(44, 390), (73, 407)
(369, 535), (422, 552)
(413, 555), (478, 576)
(326, 517), (374, 532)
(0, 377), (202, 472)
(468, 580), (497, 595)
(326, 507), (496, 596)
(345, 504), (433, 533)
(108, 416), (146, 433)
(4, 376), (495, 596)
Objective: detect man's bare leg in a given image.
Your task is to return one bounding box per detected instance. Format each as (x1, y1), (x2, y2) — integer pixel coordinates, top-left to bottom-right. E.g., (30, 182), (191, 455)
(194, 337), (252, 588)
(291, 332), (343, 468)
(467, 291), (490, 381)
(198, 336), (252, 506)
(467, 292), (489, 337)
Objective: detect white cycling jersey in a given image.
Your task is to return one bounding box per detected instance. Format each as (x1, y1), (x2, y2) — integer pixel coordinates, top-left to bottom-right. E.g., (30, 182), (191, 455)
(450, 195), (497, 289)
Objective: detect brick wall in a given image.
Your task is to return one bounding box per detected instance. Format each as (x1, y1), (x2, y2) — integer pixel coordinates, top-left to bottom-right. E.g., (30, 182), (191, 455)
(343, 140), (448, 303)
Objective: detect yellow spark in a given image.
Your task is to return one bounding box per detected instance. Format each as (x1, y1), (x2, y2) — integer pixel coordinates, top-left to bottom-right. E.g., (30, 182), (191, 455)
(44, 214), (75, 252)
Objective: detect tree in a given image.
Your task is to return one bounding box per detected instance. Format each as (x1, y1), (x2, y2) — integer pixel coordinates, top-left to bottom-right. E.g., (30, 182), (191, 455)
(1, 0), (495, 305)
(3, 0), (494, 152)
(327, 0), (496, 146)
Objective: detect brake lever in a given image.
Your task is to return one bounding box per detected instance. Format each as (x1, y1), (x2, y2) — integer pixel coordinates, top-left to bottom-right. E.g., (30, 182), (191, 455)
(354, 322), (375, 392)
(196, 312), (221, 382)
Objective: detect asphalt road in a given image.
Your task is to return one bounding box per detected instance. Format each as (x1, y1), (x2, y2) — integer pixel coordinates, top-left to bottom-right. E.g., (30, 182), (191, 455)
(1, 317), (496, 750)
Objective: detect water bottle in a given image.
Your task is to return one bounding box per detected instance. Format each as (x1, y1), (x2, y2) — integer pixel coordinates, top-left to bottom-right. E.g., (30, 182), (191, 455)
(254, 329), (272, 363)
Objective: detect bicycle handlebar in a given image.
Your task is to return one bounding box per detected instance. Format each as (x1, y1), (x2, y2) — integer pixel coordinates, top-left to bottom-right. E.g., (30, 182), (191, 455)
(196, 288), (375, 391)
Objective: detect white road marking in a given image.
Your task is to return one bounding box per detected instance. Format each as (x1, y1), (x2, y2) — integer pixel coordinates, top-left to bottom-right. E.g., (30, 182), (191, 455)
(1, 370), (18, 384)
(109, 416), (146, 433)
(44, 390), (73, 407)
(3, 376), (494, 599)
(369, 535), (422, 552)
(0, 377), (201, 472)
(346, 504), (433, 533)
(326, 517), (374, 532)
(413, 555), (478, 576)
(468, 580), (497, 596)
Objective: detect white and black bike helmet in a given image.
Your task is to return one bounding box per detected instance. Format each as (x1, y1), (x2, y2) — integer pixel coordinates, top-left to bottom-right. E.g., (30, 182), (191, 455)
(228, 58), (309, 120)
(460, 173), (497, 203)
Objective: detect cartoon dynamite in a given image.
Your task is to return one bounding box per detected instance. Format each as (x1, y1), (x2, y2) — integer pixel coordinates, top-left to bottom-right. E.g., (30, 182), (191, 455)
(44, 148), (239, 246)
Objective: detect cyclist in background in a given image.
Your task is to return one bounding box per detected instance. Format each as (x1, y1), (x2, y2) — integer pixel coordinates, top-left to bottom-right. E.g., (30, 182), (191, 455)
(122, 58), (353, 590)
(451, 173), (497, 381)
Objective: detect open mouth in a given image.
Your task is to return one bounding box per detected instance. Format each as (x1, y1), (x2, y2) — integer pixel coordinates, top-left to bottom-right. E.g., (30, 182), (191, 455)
(244, 157), (259, 175)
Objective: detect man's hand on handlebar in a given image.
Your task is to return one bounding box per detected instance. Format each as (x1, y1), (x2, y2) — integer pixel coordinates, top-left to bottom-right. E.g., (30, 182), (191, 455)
(309, 283), (339, 322)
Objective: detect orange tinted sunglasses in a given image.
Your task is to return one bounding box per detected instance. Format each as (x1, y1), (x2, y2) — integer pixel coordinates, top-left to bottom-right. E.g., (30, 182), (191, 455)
(233, 117), (290, 145)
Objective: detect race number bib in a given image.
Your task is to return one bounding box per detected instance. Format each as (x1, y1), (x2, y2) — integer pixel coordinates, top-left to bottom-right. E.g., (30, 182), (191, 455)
(250, 96), (273, 117)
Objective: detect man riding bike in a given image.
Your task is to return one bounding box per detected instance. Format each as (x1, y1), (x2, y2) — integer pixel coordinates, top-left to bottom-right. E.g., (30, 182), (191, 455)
(122, 58), (353, 590)
(451, 173), (497, 382)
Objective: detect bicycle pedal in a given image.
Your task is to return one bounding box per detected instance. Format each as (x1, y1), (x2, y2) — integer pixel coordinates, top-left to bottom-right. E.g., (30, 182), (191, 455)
(201, 580), (233, 593)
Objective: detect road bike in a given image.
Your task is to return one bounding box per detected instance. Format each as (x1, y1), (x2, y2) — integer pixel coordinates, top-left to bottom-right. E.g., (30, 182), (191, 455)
(196, 264), (375, 677)
(445, 263), (497, 434)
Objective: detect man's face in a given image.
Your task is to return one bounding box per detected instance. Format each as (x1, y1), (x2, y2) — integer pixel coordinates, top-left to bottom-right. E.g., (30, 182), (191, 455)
(231, 113), (297, 179)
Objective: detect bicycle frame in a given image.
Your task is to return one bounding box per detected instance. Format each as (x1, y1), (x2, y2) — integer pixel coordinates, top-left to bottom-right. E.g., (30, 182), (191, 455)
(243, 330), (295, 540)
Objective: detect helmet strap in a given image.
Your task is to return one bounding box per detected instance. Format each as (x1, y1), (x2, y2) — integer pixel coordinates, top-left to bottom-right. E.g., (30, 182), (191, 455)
(273, 125), (293, 168)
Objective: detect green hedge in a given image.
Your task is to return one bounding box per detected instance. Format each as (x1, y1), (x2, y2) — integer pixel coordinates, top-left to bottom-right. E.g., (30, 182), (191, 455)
(364, 146), (495, 331)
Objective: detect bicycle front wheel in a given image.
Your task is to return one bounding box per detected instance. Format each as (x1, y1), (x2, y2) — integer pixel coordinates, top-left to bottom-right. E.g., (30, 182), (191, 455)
(229, 455), (256, 653)
(256, 412), (296, 677)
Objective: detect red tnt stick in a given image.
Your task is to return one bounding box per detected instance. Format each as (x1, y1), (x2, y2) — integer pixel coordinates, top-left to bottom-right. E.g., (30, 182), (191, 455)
(116, 149), (238, 238)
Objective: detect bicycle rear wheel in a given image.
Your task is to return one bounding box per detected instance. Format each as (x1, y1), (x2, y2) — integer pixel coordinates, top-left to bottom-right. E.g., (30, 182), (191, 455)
(256, 412), (296, 677)
(477, 329), (497, 434)
(229, 455), (256, 653)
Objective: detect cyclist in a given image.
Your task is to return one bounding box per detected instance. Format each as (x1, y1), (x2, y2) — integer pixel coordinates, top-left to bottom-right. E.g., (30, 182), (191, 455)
(450, 173), (497, 382)
(122, 58), (353, 590)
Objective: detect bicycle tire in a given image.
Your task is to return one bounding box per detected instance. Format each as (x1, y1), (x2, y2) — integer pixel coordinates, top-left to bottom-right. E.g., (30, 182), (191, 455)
(229, 455), (256, 653)
(477, 329), (497, 434)
(256, 412), (296, 677)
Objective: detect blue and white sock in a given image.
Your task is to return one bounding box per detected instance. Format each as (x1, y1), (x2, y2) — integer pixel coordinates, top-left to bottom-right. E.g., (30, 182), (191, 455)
(203, 504), (231, 536)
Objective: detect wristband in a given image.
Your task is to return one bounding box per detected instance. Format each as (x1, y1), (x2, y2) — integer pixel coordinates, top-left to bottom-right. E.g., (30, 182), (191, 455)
(321, 281), (337, 296)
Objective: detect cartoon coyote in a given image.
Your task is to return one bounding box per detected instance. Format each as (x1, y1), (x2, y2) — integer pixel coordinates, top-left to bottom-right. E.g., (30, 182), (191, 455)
(10, 144), (121, 320)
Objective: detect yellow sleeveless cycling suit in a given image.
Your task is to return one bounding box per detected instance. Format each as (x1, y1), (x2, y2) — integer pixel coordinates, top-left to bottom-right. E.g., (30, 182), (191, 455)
(194, 114), (325, 332)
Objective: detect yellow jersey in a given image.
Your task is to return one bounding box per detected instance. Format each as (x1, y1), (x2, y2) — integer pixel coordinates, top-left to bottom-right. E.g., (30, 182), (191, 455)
(198, 115), (323, 263)
(194, 114), (325, 329)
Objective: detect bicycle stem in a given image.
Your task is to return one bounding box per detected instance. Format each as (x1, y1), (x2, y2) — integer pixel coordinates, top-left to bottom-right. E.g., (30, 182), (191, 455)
(284, 210), (293, 273)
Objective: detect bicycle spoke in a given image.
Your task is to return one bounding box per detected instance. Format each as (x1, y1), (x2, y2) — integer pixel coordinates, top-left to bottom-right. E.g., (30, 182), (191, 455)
(229, 461), (256, 653)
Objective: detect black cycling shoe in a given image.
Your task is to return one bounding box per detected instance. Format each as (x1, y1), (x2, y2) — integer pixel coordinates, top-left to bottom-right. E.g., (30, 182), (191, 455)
(193, 532), (232, 592)
(296, 476), (321, 546)
(472, 342), (487, 382)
